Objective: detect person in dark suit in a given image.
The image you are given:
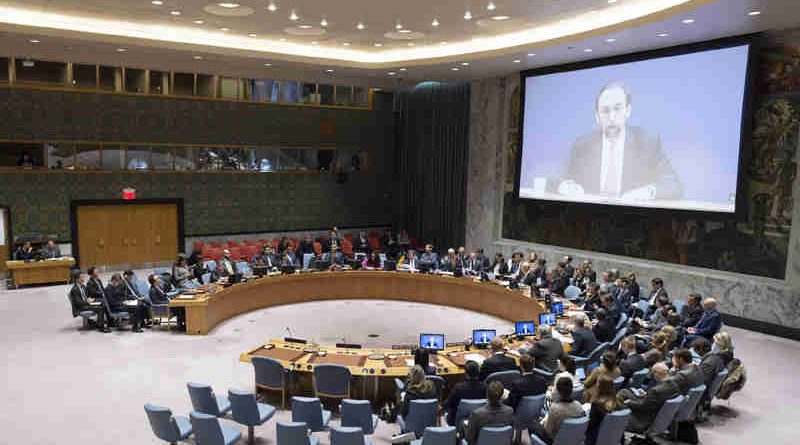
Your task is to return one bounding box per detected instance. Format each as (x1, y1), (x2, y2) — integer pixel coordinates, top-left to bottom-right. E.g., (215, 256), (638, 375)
(557, 82), (683, 201)
(682, 293), (704, 328)
(592, 309), (616, 344)
(13, 241), (36, 261)
(600, 294), (621, 326)
(507, 252), (524, 278)
(570, 314), (599, 357)
(505, 354), (547, 410)
(123, 270), (151, 326)
(399, 365), (437, 418)
(523, 325), (566, 373)
(580, 260), (597, 283)
(105, 273), (143, 332)
(219, 250), (236, 276)
(684, 298), (722, 344)
(669, 349), (705, 395)
(40, 239), (62, 259)
(583, 285), (602, 313)
(281, 246), (300, 268)
(476, 249), (491, 272)
(253, 245), (280, 271)
(417, 244), (439, 273)
(562, 256), (575, 280)
(353, 230), (372, 254)
(68, 272), (108, 332)
(297, 234), (316, 258)
(487, 253), (508, 276)
(479, 337), (518, 381)
(439, 248), (463, 273)
(148, 274), (170, 305)
(86, 266), (106, 300)
(691, 338), (725, 390)
(618, 336), (647, 380)
(465, 381), (514, 445)
(620, 362), (681, 433)
(187, 248), (205, 280)
(444, 361), (487, 425)
(531, 259), (548, 288)
(550, 267), (569, 296)
(646, 278), (669, 304)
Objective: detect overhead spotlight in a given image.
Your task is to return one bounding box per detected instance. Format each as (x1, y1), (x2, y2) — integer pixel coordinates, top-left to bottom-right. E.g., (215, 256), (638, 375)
(440, 41), (448, 45)
(584, 48), (593, 52)
(28, 38), (41, 43)
(193, 55), (203, 60)
(311, 41), (319, 45)
(289, 9), (299, 21)
(248, 33), (257, 37)
(407, 42), (415, 46)
(388, 72), (397, 76)
(398, 29), (412, 34)
(487, 1), (496, 11)
(298, 24), (313, 29)
(356, 22), (365, 30)
(490, 15), (510, 20)
(461, 62), (470, 66)
(657, 32), (669, 37)
(527, 53), (536, 56)
(193, 19), (205, 24)
(513, 59), (521, 63)
(279, 37), (287, 41)
(116, 47), (127, 52)
(607, 0), (617, 3)
(220, 27), (230, 31)
(263, 63), (272, 67)
(432, 18), (440, 27)
(170, 10), (181, 15)
(151, 0), (163, 4)
(396, 22), (403, 30)
(399, 68), (407, 71)
(748, 10), (761, 16)
(464, 10), (472, 21)
(342, 42), (351, 46)
(451, 67), (460, 71)
(217, 2), (240, 8)
(325, 69), (334, 73)
(605, 38), (616, 42)
(373, 42), (383, 47)
(682, 18), (695, 24)
(267, 2), (278, 12)
(320, 17), (328, 27)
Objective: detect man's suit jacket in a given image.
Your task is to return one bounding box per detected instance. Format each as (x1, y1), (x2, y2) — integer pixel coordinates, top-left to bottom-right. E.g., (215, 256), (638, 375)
(488, 261), (508, 276)
(692, 310), (721, 338)
(504, 373), (548, 410)
(627, 379), (681, 433)
(584, 268), (598, 283)
(593, 318), (616, 344)
(86, 277), (106, 299)
(353, 237), (371, 253)
(465, 403), (514, 445)
(670, 364), (705, 395)
(479, 354), (518, 381)
(41, 245), (62, 259)
(525, 337), (566, 373)
(562, 126), (683, 199)
(149, 285), (170, 305)
(104, 284), (127, 310)
(444, 380), (487, 425)
(571, 327), (599, 357)
(440, 256), (463, 273)
(69, 284), (91, 314)
(13, 247), (36, 261)
(619, 353), (647, 379)
(563, 264), (576, 279)
(550, 275), (569, 296)
(282, 253), (299, 267)
(682, 305), (704, 328)
(418, 252), (439, 270)
(698, 352), (725, 388)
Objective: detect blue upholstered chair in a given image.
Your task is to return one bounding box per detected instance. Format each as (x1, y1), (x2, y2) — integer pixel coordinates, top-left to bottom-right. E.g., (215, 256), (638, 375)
(187, 383), (232, 417)
(228, 389), (276, 443)
(278, 421), (319, 445)
(672, 385), (706, 439)
(252, 356), (290, 408)
(201, 273), (212, 284)
(204, 261), (217, 273)
(512, 394), (546, 441)
(594, 409), (630, 445)
(235, 261), (252, 275)
(411, 426), (457, 445)
(635, 301), (650, 319)
(672, 300), (688, 318)
(532, 368), (555, 385)
(484, 370), (521, 388)
(144, 403), (193, 444)
(66, 294), (97, 329)
(313, 364), (351, 400)
(189, 411), (241, 445)
(340, 399), (378, 435)
(446, 398), (485, 433)
(100, 292), (131, 329)
(530, 415), (589, 445)
(645, 395), (684, 438)
(628, 368), (650, 389)
(426, 375), (446, 400)
(610, 328), (627, 349)
(398, 398), (438, 437)
(464, 425), (513, 445)
(330, 426), (371, 445)
(302, 254), (314, 270)
(707, 368), (729, 407)
(153, 267), (170, 277)
(291, 397), (331, 432)
(570, 342), (610, 376)
(615, 313), (628, 331)
(136, 279), (151, 298)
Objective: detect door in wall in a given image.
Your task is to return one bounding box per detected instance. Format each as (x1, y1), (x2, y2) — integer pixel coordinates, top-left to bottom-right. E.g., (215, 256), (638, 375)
(76, 203), (179, 267)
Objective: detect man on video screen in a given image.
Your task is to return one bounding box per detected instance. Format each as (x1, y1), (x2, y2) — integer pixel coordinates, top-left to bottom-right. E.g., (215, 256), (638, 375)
(558, 82), (683, 201)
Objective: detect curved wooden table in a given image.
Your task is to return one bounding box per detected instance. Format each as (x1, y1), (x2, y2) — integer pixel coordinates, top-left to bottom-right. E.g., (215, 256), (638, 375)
(170, 271), (545, 335)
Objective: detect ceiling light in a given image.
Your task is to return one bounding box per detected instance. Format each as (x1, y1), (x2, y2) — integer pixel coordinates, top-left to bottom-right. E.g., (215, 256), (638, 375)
(320, 18), (328, 27)
(748, 10), (761, 16)
(279, 37), (287, 42)
(440, 41), (448, 45)
(451, 67), (459, 71)
(373, 42), (383, 47)
(487, 1), (496, 11)
(267, 2), (277, 12)
(325, 69), (334, 73)
(399, 68), (407, 71)
(605, 38), (616, 42)
(513, 59), (521, 63)
(432, 18), (439, 27)
(219, 27), (230, 31)
(28, 38), (40, 43)
(356, 22), (365, 30)
(263, 63), (272, 67)
(395, 23), (403, 30)
(398, 29), (412, 34)
(682, 18), (695, 24)
(491, 15), (510, 21)
(527, 53), (536, 56)
(407, 42), (415, 46)
(217, 2), (240, 8)
(657, 32), (669, 37)
(461, 62), (470, 66)
(248, 33), (257, 37)
(464, 10), (472, 21)
(170, 10), (181, 15)
(584, 48), (593, 52)
(193, 19), (205, 24)
(289, 9), (299, 21)
(342, 42), (351, 46)
(193, 55), (203, 60)
(116, 47), (127, 52)
(311, 41), (319, 45)
(608, 0), (617, 3)
(298, 24), (313, 29)
(388, 72), (396, 76)
(151, 0), (163, 4)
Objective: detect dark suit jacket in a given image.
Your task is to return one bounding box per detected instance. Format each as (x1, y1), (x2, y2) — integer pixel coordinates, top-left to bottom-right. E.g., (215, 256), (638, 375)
(627, 379), (681, 432)
(526, 337), (565, 373)
(488, 261), (508, 275)
(297, 240), (315, 256)
(13, 247), (36, 261)
(698, 352), (725, 388)
(504, 373), (547, 410)
(444, 380), (487, 425)
(550, 276), (569, 296)
(692, 310), (721, 338)
(465, 403), (514, 445)
(69, 284), (91, 314)
(670, 364), (705, 395)
(149, 285), (170, 305)
(571, 327), (599, 357)
(682, 305), (704, 328)
(353, 237), (372, 253)
(86, 277), (105, 299)
(593, 319), (616, 344)
(619, 353), (646, 379)
(105, 284), (127, 310)
(479, 354), (518, 381)
(562, 126), (683, 199)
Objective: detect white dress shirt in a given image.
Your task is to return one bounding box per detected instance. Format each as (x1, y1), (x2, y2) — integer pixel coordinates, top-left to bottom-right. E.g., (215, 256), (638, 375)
(600, 128), (626, 196)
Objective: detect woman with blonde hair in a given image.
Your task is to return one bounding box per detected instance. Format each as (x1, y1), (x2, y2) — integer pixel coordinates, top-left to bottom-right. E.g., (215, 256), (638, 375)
(713, 331), (735, 366)
(651, 331), (672, 357)
(585, 376), (623, 445)
(399, 365), (436, 417)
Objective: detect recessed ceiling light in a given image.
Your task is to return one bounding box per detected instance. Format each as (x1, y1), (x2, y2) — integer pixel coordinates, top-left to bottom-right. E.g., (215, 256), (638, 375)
(398, 29), (412, 34)
(440, 41), (448, 45)
(395, 23), (403, 30)
(657, 32), (669, 37)
(267, 2), (277, 12)
(116, 47), (127, 52)
(320, 18), (328, 27)
(170, 10), (181, 15)
(289, 9), (299, 21)
(747, 10), (761, 16)
(388, 72), (397, 76)
(605, 38), (616, 42)
(248, 33), (257, 37)
(373, 42), (383, 47)
(451, 67), (460, 71)
(263, 63), (272, 67)
(325, 69), (334, 73)
(298, 24), (313, 29)
(513, 59), (521, 63)
(311, 41), (319, 45)
(217, 2), (240, 8)
(342, 42), (351, 46)
(219, 27), (230, 31)
(584, 48), (593, 52)
(193, 19), (205, 24)
(461, 62), (470, 66)
(28, 38), (40, 43)
(608, 0), (617, 3)
(464, 10), (472, 21)
(527, 53), (536, 56)
(399, 68), (407, 71)
(407, 42), (415, 46)
(682, 18), (695, 24)
(491, 15), (511, 21)
(151, 0), (163, 4)
(432, 18), (440, 27)
(279, 37), (287, 42)
(487, 1), (496, 11)
(193, 55), (203, 60)
(356, 22), (365, 30)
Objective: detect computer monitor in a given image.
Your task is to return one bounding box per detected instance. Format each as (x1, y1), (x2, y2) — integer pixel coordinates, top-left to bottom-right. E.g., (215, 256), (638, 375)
(419, 333), (445, 351)
(515, 321), (536, 337)
(539, 312), (557, 326)
(551, 301), (564, 316)
(472, 329), (497, 346)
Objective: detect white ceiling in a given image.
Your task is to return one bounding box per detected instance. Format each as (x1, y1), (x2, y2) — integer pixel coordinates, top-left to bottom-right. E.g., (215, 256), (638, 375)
(0, 0), (796, 87)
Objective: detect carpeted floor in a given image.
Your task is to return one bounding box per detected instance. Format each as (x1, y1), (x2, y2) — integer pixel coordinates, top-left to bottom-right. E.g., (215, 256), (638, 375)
(0, 275), (796, 444)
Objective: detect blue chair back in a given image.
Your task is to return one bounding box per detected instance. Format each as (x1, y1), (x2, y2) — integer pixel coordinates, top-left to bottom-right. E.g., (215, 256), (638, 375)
(454, 399), (486, 427)
(144, 404), (181, 443)
(292, 397), (327, 432)
(341, 399), (376, 434)
(513, 394), (546, 429)
(136, 279), (151, 297)
(313, 364), (351, 398)
(551, 416), (589, 445)
(628, 368), (649, 389)
(426, 375), (446, 399)
(485, 370), (521, 388)
(236, 261), (252, 275)
(595, 409), (630, 445)
(190, 411), (225, 445)
(611, 327), (627, 348)
(564, 285), (582, 300)
(403, 398), (438, 436)
(253, 356), (287, 388)
(277, 421), (311, 445)
(302, 253), (314, 270)
(201, 272), (211, 284)
(204, 260), (217, 272)
(420, 426), (456, 445)
(612, 376), (626, 392)
(153, 267), (169, 277)
(229, 389), (260, 426)
(330, 426), (366, 445)
(532, 368), (555, 385)
(708, 368), (729, 403)
(635, 301), (650, 319)
(615, 314), (628, 331)
(675, 385), (706, 422)
(476, 425), (512, 445)
(648, 395), (684, 435)
(187, 382), (222, 417)
(672, 300), (687, 318)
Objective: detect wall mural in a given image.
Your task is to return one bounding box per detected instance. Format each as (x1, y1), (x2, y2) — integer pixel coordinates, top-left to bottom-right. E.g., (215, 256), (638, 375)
(502, 33), (800, 279)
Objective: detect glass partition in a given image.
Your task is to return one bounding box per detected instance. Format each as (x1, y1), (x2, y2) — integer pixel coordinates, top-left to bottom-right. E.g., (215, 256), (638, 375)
(173, 72), (194, 96)
(151, 146), (174, 170)
(219, 77), (238, 99)
(196, 74), (215, 97)
(101, 144), (126, 170)
(126, 145), (151, 170)
(124, 68), (146, 93)
(301, 83), (317, 104)
(353, 86), (368, 106)
(279, 81), (299, 103)
(173, 147), (196, 171)
(150, 70), (170, 94)
(46, 143), (76, 169)
(335, 86), (351, 106)
(75, 143), (102, 169)
(73, 64), (96, 88)
(98, 65), (122, 91)
(253, 80), (278, 102)
(15, 59), (67, 86)
(318, 84), (334, 105)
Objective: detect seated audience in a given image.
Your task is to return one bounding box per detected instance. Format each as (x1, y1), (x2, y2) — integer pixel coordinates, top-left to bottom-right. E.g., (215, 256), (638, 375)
(479, 337), (518, 381)
(550, 266), (569, 296)
(600, 294), (621, 325)
(398, 249), (417, 271)
(585, 376), (624, 445)
(666, 313), (685, 348)
(297, 234), (316, 258)
(684, 298), (722, 344)
(562, 255), (575, 279)
(444, 361), (486, 426)
(362, 252), (381, 269)
(532, 377), (585, 444)
(281, 246), (299, 268)
(40, 239), (61, 259)
(399, 365), (437, 418)
(417, 244), (439, 272)
(692, 338), (726, 390)
(353, 230), (372, 254)
(148, 274), (170, 304)
(86, 266), (106, 300)
(583, 285), (602, 312)
(618, 336), (647, 380)
(646, 278), (669, 304)
(619, 362), (681, 433)
(583, 351), (621, 402)
(68, 271), (107, 332)
(669, 348), (705, 394)
(592, 309), (616, 344)
(650, 331), (672, 358)
(13, 241), (36, 261)
(253, 245), (280, 271)
(523, 325), (566, 373)
(172, 255), (192, 287)
(712, 331), (735, 366)
(326, 244), (344, 267)
(488, 253), (508, 276)
(507, 252), (524, 277)
(504, 354), (547, 410)
(580, 260), (597, 283)
(439, 248), (461, 272)
(219, 249), (236, 275)
(105, 273), (143, 332)
(531, 259), (548, 288)
(465, 381), (514, 445)
(187, 248), (204, 279)
(570, 314), (599, 357)
(682, 293), (704, 328)
(627, 273), (640, 301)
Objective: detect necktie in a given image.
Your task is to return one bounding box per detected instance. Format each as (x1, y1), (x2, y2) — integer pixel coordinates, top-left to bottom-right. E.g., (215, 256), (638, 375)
(79, 285), (87, 303)
(603, 142), (620, 195)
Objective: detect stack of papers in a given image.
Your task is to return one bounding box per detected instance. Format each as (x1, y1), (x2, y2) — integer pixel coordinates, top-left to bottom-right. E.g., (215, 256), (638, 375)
(464, 353), (486, 365)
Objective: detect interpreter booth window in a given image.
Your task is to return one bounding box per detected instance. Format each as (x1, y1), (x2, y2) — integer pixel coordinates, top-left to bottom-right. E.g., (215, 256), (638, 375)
(0, 142), (43, 167)
(196, 147), (252, 170)
(279, 81), (299, 103)
(46, 143), (76, 169)
(126, 146), (151, 170)
(14, 59), (67, 86)
(219, 77), (238, 99)
(151, 147), (174, 170)
(173, 147), (196, 171)
(253, 80), (278, 102)
(98, 66), (122, 91)
(150, 70), (170, 95)
(301, 83), (318, 104)
(124, 68), (146, 93)
(0, 57), (9, 83)
(196, 74), (215, 98)
(72, 64), (97, 89)
(353, 87), (368, 106)
(75, 144), (102, 169)
(318, 84), (334, 105)
(173, 72), (195, 96)
(335, 86), (352, 106)
(100, 145), (126, 170)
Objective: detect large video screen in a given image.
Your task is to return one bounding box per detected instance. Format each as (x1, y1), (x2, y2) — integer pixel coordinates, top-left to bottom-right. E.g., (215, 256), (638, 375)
(518, 43), (751, 213)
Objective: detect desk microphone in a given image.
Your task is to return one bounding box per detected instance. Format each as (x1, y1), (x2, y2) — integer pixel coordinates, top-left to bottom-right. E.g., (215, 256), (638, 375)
(285, 326), (295, 338)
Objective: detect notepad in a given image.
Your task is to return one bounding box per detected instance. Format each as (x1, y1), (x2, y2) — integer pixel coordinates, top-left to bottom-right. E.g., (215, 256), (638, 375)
(464, 353), (486, 365)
